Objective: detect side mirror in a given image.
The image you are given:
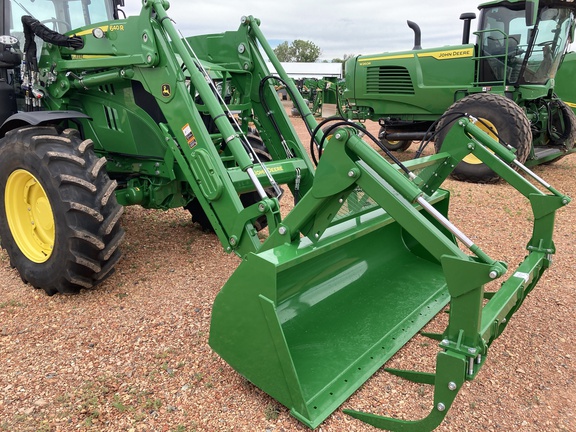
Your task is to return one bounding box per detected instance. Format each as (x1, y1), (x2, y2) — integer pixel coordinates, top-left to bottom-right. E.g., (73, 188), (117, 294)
(525, 0), (538, 27)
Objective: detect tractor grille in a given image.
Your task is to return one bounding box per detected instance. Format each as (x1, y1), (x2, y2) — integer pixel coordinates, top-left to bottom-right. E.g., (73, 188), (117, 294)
(366, 66), (414, 94)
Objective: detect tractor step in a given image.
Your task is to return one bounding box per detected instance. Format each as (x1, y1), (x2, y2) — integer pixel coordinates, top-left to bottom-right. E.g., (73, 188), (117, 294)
(527, 146), (565, 165)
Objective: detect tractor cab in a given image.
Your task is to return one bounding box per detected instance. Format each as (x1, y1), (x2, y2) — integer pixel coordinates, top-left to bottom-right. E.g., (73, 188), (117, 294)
(2, 0), (122, 41)
(0, 0), (123, 121)
(476, 0), (575, 87)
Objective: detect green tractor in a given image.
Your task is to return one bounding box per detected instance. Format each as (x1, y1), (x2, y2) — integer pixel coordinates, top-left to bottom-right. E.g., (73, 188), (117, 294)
(555, 50), (576, 111)
(0, 0), (570, 430)
(343, 0), (576, 182)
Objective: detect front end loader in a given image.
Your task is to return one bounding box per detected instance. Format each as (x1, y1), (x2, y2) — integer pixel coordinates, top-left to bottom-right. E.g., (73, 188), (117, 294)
(342, 0), (576, 183)
(0, 0), (570, 430)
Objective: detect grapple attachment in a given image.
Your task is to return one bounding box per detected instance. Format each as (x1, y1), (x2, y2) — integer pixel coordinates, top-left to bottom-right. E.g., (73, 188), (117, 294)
(210, 117), (569, 431)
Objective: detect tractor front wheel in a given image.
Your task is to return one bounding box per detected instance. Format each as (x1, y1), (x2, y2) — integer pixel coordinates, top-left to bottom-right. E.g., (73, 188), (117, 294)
(434, 93), (532, 183)
(185, 134), (274, 232)
(0, 126), (124, 295)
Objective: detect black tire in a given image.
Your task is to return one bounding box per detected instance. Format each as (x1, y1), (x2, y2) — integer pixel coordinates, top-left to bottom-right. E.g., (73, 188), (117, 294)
(185, 134), (274, 232)
(0, 126), (124, 295)
(434, 93), (532, 183)
(378, 127), (412, 152)
(540, 100), (576, 165)
(551, 100), (576, 150)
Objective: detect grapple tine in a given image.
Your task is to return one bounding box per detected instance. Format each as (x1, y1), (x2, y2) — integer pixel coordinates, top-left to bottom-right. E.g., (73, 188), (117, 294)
(344, 408), (448, 432)
(419, 332), (444, 341)
(384, 368), (435, 385)
(345, 351), (466, 431)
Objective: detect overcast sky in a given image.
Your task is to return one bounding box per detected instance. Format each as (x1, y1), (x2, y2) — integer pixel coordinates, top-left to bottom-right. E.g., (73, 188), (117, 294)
(123, 1), (484, 60)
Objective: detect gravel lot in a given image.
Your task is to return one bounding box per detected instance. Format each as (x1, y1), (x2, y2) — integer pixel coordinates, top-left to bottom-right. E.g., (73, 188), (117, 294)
(0, 115), (574, 432)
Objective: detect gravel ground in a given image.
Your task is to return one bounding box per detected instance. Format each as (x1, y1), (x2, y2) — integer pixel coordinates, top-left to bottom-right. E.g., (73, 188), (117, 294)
(0, 114), (574, 432)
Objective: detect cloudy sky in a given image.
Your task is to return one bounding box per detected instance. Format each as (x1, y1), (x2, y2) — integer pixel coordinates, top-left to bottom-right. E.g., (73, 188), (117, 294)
(123, 0), (484, 60)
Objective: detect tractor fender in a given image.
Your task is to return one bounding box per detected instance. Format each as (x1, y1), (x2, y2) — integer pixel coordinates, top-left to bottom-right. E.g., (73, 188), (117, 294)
(0, 111), (91, 138)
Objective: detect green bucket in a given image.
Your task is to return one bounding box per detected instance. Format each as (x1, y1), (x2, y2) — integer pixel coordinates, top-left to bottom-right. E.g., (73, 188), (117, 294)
(209, 190), (452, 428)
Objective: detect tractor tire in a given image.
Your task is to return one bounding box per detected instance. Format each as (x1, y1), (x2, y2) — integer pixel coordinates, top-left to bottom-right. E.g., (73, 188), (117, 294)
(378, 127), (412, 152)
(540, 100), (576, 165)
(185, 134), (274, 232)
(560, 101), (576, 151)
(434, 93), (532, 183)
(0, 126), (124, 296)
(551, 100), (576, 150)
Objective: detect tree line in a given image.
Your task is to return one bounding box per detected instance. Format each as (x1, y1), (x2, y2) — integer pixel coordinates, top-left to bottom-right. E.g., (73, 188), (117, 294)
(274, 39), (353, 63)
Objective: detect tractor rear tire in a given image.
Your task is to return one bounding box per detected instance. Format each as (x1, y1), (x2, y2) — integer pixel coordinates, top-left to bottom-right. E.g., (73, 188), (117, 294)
(0, 126), (124, 295)
(378, 127), (412, 152)
(435, 93), (532, 183)
(561, 101), (576, 151)
(541, 100), (576, 165)
(185, 134), (274, 232)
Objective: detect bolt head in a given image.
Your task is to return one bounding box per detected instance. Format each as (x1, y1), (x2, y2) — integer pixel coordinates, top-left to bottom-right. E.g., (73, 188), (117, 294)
(278, 227), (287, 235)
(448, 382), (457, 391)
(437, 403), (446, 412)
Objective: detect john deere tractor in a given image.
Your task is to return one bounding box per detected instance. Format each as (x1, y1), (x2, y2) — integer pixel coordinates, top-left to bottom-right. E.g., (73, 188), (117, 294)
(555, 50), (576, 111)
(343, 0), (576, 182)
(0, 0), (570, 430)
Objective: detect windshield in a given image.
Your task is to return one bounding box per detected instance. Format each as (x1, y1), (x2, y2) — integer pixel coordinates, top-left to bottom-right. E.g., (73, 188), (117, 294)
(7, 0), (114, 46)
(478, 5), (574, 85)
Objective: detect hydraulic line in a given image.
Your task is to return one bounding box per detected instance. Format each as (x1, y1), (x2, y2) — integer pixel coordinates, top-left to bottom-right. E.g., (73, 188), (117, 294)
(258, 75), (296, 159)
(310, 117), (415, 178)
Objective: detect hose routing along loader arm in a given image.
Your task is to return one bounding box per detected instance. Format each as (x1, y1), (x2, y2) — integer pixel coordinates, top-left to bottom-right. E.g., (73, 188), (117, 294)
(210, 34), (570, 427)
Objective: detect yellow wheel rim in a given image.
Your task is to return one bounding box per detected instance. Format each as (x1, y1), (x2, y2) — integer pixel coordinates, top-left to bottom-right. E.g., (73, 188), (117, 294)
(463, 118), (498, 165)
(5, 169), (55, 263)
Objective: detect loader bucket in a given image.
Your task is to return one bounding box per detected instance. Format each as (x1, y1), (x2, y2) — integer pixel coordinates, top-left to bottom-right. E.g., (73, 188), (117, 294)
(210, 189), (453, 428)
(210, 118), (569, 431)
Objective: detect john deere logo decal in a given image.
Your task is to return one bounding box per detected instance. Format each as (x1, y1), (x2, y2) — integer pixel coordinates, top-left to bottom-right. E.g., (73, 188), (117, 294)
(161, 84), (171, 97)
